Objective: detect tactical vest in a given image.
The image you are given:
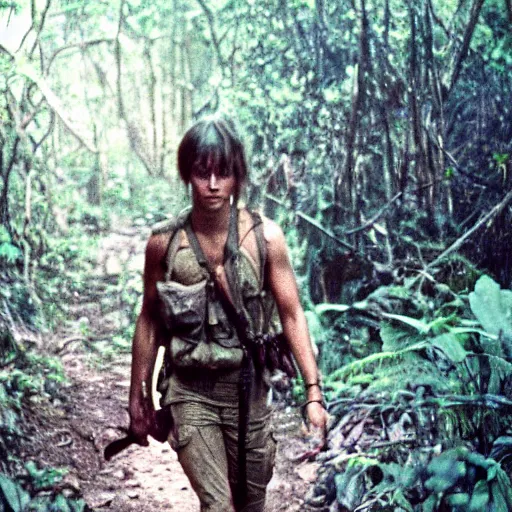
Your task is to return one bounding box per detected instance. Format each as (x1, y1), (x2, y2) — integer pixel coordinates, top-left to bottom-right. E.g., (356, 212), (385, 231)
(152, 206), (297, 509)
(152, 207), (281, 371)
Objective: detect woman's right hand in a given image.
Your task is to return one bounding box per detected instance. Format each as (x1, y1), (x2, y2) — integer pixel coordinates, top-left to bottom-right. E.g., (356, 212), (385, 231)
(129, 399), (155, 446)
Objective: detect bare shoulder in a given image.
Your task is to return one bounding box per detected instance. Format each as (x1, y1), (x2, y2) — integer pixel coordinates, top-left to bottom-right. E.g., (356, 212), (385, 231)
(261, 215), (288, 260)
(144, 232), (171, 272)
(261, 215), (285, 243)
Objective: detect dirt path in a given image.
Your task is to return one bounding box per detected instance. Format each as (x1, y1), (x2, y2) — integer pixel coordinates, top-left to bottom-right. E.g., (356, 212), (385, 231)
(23, 223), (320, 511)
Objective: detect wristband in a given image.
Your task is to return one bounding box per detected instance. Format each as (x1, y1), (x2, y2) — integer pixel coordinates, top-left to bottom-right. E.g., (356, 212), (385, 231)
(305, 382), (322, 390)
(301, 399), (327, 423)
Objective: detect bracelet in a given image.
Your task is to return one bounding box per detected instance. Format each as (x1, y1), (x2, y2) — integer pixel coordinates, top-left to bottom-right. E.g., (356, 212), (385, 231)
(305, 382), (322, 390)
(301, 399), (327, 422)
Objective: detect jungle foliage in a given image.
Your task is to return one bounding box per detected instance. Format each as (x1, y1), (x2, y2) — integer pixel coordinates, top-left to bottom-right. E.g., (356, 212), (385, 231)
(0, 0), (511, 509)
(303, 274), (512, 510)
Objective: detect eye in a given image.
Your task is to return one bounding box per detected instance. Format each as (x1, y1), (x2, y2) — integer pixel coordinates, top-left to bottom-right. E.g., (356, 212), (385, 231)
(218, 167), (234, 178)
(192, 166), (210, 180)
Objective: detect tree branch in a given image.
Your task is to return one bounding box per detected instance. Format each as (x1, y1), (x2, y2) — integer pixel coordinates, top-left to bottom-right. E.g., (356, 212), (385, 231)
(423, 188), (512, 274)
(445, 0), (486, 98)
(20, 66), (97, 153)
(195, 0), (227, 72)
(265, 193), (356, 252)
(45, 39), (115, 75)
(338, 0), (369, 217)
(28, 0), (52, 59)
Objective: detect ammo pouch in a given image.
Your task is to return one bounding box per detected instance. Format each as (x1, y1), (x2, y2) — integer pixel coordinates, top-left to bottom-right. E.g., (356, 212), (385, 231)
(156, 279), (206, 341)
(156, 275), (244, 371)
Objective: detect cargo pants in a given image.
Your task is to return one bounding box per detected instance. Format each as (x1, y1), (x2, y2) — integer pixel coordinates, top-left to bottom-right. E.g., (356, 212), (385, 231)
(166, 371), (277, 512)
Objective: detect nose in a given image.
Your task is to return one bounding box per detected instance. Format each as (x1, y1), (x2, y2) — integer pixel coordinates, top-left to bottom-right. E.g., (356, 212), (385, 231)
(208, 173), (219, 190)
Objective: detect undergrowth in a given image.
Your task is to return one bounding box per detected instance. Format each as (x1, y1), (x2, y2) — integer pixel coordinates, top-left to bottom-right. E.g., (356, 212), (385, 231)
(309, 273), (512, 511)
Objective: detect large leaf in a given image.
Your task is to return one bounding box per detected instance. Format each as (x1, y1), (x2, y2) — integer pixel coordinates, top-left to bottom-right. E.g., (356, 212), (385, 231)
(469, 275), (512, 338)
(490, 436), (512, 464)
(381, 313), (430, 333)
(495, 466), (512, 509)
(380, 323), (424, 351)
(372, 462), (417, 493)
(334, 465), (366, 510)
(430, 333), (468, 363)
(0, 474), (31, 512)
(468, 479), (489, 511)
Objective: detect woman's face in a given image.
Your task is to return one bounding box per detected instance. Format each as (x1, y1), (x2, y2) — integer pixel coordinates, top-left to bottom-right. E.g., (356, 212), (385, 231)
(189, 161), (236, 213)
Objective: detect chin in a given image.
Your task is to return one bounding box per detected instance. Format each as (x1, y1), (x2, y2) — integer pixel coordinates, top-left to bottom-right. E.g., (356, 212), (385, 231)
(198, 199), (228, 212)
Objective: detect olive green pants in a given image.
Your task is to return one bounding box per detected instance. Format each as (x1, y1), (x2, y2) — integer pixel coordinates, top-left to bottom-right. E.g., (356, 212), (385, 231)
(167, 374), (276, 512)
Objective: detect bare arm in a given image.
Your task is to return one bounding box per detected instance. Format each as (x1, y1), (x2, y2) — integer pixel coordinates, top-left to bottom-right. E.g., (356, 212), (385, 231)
(128, 232), (168, 444)
(264, 218), (328, 431)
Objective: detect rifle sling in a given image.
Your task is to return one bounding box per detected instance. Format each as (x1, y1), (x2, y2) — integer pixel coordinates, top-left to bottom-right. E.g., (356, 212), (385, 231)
(184, 207), (253, 509)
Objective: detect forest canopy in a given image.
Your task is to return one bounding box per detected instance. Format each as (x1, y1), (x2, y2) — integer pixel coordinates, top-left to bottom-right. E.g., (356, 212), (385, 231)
(1, 0), (511, 291)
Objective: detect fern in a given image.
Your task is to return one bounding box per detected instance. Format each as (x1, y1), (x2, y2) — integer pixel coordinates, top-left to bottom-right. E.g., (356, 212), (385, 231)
(326, 341), (429, 384)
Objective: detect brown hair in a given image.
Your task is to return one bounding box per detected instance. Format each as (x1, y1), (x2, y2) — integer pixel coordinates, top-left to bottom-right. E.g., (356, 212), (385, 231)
(177, 116), (248, 201)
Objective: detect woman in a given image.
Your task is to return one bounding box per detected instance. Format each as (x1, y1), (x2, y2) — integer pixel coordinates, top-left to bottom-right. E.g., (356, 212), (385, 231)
(129, 116), (328, 512)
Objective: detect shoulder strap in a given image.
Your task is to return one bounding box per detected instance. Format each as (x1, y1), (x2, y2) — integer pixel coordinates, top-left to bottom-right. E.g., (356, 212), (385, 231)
(151, 207), (191, 281)
(163, 229), (184, 282)
(248, 210), (266, 290)
(151, 206), (191, 236)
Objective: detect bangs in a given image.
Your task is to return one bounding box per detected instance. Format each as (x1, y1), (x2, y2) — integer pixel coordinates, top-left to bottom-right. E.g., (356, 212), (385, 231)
(192, 142), (232, 177)
(177, 115), (248, 199)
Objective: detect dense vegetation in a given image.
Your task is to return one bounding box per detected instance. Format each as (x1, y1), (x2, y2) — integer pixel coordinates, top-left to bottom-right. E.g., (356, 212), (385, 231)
(1, 0), (511, 510)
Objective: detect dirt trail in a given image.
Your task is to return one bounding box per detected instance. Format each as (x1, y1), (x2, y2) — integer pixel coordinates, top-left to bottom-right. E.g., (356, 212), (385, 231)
(24, 223), (320, 511)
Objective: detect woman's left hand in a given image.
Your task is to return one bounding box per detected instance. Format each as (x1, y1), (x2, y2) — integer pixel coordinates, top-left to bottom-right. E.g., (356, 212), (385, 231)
(305, 401), (329, 449)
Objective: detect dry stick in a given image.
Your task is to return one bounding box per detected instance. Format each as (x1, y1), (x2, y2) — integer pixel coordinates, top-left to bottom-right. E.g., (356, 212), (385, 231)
(409, 188), (512, 287)
(57, 336), (88, 354)
(265, 193), (356, 252)
(265, 181), (437, 249)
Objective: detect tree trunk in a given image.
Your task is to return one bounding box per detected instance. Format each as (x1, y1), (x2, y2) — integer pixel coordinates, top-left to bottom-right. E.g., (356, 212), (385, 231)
(337, 0), (369, 225)
(445, 0), (486, 98)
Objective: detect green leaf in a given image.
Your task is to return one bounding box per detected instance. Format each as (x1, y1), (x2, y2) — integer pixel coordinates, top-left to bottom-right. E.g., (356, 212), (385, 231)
(391, 488), (414, 512)
(380, 323), (425, 351)
(491, 479), (509, 512)
(68, 498), (88, 512)
(0, 225), (11, 243)
(430, 333), (468, 363)
(445, 493), (470, 507)
(381, 313), (430, 333)
(421, 494), (439, 512)
(315, 303), (351, 315)
(0, 473), (31, 512)
(490, 436), (512, 462)
(493, 153), (509, 166)
(449, 327), (497, 340)
(496, 467), (512, 508)
(51, 495), (72, 512)
(335, 465), (366, 510)
(468, 479), (489, 511)
(373, 462), (417, 493)
(0, 242), (22, 263)
(469, 275), (512, 338)
(444, 167), (455, 179)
